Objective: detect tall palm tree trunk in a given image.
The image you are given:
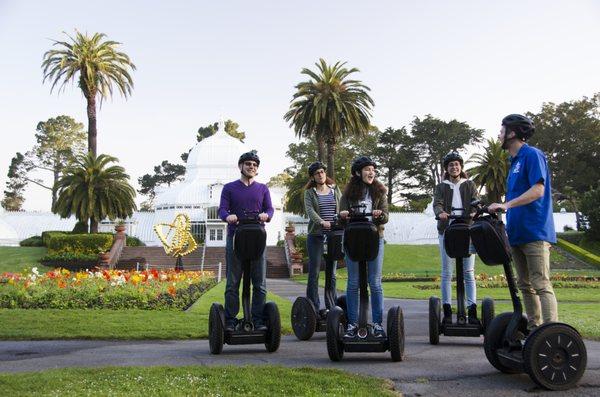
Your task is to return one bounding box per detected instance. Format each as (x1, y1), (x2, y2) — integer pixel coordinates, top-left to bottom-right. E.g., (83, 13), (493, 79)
(86, 95), (97, 156)
(326, 138), (336, 180)
(90, 217), (99, 233)
(316, 133), (326, 163)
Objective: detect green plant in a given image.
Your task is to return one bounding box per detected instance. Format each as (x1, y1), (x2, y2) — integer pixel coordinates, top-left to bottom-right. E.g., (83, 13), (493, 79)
(72, 221), (88, 233)
(556, 231), (584, 245)
(19, 236), (44, 247)
(294, 234), (308, 262)
(557, 238), (600, 268)
(41, 231), (69, 247)
(125, 236), (145, 247)
(46, 233), (113, 256)
(580, 186), (600, 240)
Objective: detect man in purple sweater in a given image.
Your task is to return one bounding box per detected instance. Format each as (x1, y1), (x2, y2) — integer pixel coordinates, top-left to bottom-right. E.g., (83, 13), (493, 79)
(218, 150), (274, 331)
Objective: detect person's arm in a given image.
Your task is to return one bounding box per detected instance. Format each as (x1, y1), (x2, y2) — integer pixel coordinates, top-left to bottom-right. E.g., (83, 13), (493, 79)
(218, 184), (231, 222)
(304, 190), (324, 224)
(374, 196), (389, 225)
(260, 186), (274, 222)
(433, 184), (444, 216)
(490, 184), (544, 212)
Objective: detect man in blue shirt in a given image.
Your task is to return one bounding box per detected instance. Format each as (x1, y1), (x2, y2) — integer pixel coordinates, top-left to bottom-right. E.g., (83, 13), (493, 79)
(218, 150), (274, 332)
(489, 114), (558, 330)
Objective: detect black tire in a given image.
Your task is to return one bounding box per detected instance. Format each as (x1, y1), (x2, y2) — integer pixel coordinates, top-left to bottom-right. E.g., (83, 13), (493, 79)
(208, 303), (224, 355)
(388, 306), (405, 362)
(481, 297), (495, 333)
(291, 297), (317, 341)
(326, 307), (345, 361)
(523, 322), (587, 391)
(484, 312), (528, 374)
(429, 296), (441, 345)
(264, 301), (281, 353)
(336, 294), (347, 313)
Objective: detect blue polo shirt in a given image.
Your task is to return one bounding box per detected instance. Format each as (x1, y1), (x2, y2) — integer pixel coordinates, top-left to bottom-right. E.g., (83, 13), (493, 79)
(505, 144), (556, 246)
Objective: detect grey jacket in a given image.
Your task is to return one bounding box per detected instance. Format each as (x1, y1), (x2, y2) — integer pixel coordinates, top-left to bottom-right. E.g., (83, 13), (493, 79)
(433, 179), (479, 234)
(304, 185), (342, 235)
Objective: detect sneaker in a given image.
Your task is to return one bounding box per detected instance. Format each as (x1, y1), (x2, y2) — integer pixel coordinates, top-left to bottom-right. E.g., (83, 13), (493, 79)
(373, 323), (386, 338)
(468, 304), (479, 325)
(344, 323), (358, 338)
(225, 322), (236, 332)
(443, 304), (452, 324)
(254, 321), (268, 332)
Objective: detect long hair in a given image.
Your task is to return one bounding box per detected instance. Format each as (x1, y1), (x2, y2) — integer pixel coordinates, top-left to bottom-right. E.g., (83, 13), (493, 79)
(304, 176), (336, 190)
(343, 175), (387, 203)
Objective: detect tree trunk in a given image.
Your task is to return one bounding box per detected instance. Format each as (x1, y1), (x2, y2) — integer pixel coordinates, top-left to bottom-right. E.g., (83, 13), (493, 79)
(326, 138), (336, 181)
(316, 133), (326, 164)
(51, 162), (59, 209)
(387, 172), (394, 204)
(90, 217), (98, 234)
(86, 94), (97, 157)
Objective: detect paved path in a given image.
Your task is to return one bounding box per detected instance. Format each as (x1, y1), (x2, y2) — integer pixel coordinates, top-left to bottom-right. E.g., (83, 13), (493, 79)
(1, 279), (599, 397)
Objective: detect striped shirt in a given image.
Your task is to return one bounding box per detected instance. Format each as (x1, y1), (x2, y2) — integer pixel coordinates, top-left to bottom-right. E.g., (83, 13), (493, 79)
(316, 189), (336, 222)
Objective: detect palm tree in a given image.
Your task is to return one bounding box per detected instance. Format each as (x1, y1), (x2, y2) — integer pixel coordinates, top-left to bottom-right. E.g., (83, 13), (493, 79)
(467, 138), (509, 203)
(53, 153), (137, 233)
(41, 30), (136, 157)
(284, 59), (373, 179)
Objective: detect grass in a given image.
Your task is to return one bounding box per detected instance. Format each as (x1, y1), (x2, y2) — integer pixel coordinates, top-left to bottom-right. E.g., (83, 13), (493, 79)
(493, 302), (600, 341)
(0, 247), (48, 274)
(0, 282), (293, 340)
(0, 365), (398, 396)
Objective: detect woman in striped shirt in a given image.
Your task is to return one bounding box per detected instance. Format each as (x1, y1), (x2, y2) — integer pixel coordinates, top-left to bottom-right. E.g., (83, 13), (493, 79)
(303, 161), (342, 315)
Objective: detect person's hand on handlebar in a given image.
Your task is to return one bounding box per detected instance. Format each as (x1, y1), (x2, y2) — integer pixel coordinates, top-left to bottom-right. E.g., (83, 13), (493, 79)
(438, 211), (449, 221)
(258, 213), (269, 222)
(339, 210), (349, 219)
(226, 214), (238, 224)
(373, 210), (382, 219)
(321, 220), (331, 229)
(488, 203), (507, 213)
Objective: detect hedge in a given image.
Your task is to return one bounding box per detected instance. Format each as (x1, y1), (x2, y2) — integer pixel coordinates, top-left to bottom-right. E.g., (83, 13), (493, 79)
(557, 238), (600, 268)
(47, 233), (113, 256)
(41, 231), (69, 247)
(19, 236), (44, 247)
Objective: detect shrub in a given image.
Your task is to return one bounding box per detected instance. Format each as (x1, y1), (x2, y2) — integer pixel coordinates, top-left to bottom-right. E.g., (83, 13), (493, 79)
(19, 236), (44, 247)
(556, 231), (584, 245)
(580, 186), (600, 240)
(72, 221), (89, 233)
(557, 238), (600, 268)
(41, 231), (69, 247)
(47, 233), (113, 256)
(294, 234), (308, 262)
(126, 236), (145, 247)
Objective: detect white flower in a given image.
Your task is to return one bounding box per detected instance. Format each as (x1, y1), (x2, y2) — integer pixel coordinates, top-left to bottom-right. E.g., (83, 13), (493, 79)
(31, 267), (39, 276)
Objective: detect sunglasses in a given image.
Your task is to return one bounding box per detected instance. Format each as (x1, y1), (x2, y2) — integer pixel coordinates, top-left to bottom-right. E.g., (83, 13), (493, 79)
(244, 161), (258, 168)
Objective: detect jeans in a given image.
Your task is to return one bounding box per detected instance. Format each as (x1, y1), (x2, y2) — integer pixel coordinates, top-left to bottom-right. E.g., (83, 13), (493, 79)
(512, 241), (558, 330)
(345, 238), (384, 324)
(438, 234), (476, 306)
(224, 234), (267, 326)
(306, 233), (337, 310)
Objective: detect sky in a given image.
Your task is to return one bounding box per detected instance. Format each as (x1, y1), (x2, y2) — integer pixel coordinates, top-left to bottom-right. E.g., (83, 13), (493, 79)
(1, 0), (599, 211)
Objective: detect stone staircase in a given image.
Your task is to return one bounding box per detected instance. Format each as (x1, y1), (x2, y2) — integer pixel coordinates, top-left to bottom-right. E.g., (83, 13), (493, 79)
(117, 246), (289, 278)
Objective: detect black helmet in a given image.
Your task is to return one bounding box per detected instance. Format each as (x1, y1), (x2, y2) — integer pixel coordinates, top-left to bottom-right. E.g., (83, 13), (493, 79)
(502, 114), (535, 140)
(308, 161), (326, 176)
(238, 150), (260, 166)
(351, 156), (377, 175)
(443, 151), (463, 169)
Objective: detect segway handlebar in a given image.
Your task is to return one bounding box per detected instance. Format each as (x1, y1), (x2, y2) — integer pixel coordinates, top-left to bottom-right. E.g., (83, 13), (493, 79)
(435, 207), (471, 221)
(469, 200), (504, 220)
(348, 205), (373, 219)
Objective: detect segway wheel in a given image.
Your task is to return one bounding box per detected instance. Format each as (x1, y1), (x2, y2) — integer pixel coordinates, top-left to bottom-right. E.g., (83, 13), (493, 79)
(326, 307), (345, 361)
(388, 306), (405, 362)
(291, 297), (317, 341)
(335, 294), (347, 313)
(484, 312), (528, 374)
(523, 322), (587, 391)
(208, 303), (224, 354)
(264, 301), (281, 353)
(428, 296), (441, 345)
(481, 297), (495, 333)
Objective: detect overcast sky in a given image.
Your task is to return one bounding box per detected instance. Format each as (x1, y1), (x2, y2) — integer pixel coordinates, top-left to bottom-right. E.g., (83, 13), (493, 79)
(1, 0), (599, 211)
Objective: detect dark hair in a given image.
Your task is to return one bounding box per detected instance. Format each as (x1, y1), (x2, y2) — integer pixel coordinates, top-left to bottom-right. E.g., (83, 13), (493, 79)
(305, 176), (336, 190)
(443, 170), (468, 180)
(343, 175), (387, 203)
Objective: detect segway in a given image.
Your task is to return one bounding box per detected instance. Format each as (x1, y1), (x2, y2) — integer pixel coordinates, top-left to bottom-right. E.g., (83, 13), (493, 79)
(470, 201), (587, 390)
(429, 208), (495, 345)
(209, 210), (281, 354)
(291, 216), (347, 340)
(326, 205), (405, 362)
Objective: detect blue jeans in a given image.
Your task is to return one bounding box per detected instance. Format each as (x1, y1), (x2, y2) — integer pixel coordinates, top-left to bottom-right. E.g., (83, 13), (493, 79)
(438, 234), (476, 306)
(306, 233), (337, 310)
(345, 238), (384, 324)
(224, 234), (267, 326)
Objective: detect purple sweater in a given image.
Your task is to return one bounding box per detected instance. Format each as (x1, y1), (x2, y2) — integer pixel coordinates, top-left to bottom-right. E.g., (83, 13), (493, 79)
(218, 179), (274, 236)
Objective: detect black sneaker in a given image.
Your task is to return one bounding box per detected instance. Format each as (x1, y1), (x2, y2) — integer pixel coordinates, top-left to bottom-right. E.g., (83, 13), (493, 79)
(225, 322), (236, 332)
(254, 322), (268, 332)
(468, 304), (479, 325)
(443, 304), (452, 324)
(372, 323), (386, 338)
(344, 323), (358, 338)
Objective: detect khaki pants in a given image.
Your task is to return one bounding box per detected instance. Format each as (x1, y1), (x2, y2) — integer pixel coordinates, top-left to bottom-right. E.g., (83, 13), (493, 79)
(511, 241), (558, 329)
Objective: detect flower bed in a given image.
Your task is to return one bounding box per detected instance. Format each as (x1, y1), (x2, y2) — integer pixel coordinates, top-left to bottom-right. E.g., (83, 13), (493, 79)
(0, 268), (216, 310)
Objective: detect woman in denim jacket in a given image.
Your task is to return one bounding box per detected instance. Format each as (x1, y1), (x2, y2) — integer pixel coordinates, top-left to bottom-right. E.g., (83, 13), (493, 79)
(339, 156), (389, 338)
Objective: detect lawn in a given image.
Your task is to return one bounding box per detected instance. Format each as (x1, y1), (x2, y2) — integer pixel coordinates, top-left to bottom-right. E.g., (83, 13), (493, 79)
(0, 282), (293, 340)
(0, 365), (397, 396)
(0, 247), (48, 274)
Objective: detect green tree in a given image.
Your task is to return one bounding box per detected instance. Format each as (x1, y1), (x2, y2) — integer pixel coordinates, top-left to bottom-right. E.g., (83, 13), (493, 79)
(527, 93), (600, 203)
(53, 153), (137, 233)
(467, 138), (509, 203)
(1, 154), (28, 211)
(197, 119), (246, 142)
(410, 115), (484, 191)
(284, 59), (374, 179)
(41, 31), (136, 156)
(137, 160), (186, 203)
(580, 185), (600, 240)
